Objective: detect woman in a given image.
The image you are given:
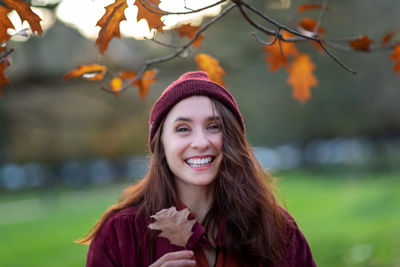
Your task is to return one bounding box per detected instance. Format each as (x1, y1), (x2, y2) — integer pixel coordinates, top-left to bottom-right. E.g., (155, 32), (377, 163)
(80, 71), (317, 267)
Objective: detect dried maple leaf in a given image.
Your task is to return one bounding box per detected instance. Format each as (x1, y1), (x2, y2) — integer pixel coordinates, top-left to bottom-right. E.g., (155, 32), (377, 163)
(119, 69), (156, 100)
(136, 0), (164, 32)
(119, 70), (137, 80)
(96, 0), (128, 54)
(297, 4), (329, 12)
(382, 31), (395, 46)
(349, 35), (373, 51)
(148, 206), (196, 247)
(297, 18), (325, 36)
(297, 17), (325, 52)
(0, 60), (11, 97)
(63, 64), (107, 81)
(175, 24), (203, 47)
(0, 6), (14, 44)
(287, 53), (318, 103)
(133, 70), (156, 100)
(390, 44), (400, 79)
(195, 53), (226, 86)
(263, 31), (298, 72)
(3, 0), (42, 35)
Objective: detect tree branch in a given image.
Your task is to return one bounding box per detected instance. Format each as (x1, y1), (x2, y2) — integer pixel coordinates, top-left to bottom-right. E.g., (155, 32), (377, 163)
(233, 0), (356, 74)
(99, 0), (399, 96)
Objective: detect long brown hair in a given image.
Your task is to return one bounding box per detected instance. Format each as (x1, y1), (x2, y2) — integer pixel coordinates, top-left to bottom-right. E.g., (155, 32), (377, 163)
(78, 98), (292, 265)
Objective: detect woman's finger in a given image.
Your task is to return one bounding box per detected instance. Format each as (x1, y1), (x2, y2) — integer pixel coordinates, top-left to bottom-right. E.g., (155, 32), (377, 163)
(150, 250), (195, 267)
(161, 259), (196, 267)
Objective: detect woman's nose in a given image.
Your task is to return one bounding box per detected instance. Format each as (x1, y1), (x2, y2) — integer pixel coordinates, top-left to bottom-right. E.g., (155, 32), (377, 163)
(190, 129), (209, 150)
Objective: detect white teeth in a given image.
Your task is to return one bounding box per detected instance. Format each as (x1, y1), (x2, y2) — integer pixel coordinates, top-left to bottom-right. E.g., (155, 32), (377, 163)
(186, 157), (213, 167)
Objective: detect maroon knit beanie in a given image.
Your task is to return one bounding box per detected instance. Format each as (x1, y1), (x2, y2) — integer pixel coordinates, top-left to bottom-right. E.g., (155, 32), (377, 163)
(149, 71), (245, 152)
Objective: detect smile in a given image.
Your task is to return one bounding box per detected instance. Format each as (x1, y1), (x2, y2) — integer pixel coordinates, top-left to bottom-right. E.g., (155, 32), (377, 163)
(185, 156), (215, 168)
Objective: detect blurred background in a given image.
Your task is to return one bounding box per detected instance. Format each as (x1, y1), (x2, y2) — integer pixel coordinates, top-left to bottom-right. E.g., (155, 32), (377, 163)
(0, 0), (399, 266)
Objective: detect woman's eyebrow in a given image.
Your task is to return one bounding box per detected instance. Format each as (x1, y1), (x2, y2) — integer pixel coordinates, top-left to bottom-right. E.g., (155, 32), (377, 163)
(173, 116), (221, 123)
(174, 117), (191, 123)
(208, 116), (221, 121)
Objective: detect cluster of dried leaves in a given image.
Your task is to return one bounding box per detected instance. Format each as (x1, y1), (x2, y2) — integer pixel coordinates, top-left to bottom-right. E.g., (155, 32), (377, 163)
(1, 1), (400, 103)
(0, 0), (42, 96)
(62, 0), (226, 98)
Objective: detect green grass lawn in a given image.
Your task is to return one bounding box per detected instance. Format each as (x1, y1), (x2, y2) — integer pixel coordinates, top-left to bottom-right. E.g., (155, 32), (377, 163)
(0, 171), (399, 267)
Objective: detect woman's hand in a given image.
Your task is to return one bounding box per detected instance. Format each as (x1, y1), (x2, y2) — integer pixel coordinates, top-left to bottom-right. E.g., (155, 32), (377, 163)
(149, 250), (196, 267)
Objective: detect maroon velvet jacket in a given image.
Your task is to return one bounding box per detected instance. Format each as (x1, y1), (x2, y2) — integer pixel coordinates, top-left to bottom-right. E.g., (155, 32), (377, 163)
(86, 206), (317, 267)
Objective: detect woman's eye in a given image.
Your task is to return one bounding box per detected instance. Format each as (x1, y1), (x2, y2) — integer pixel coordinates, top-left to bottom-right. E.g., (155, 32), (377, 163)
(176, 126), (189, 132)
(208, 123), (220, 130)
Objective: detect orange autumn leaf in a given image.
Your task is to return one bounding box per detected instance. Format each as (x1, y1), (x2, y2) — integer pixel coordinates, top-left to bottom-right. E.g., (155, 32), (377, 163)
(63, 64), (107, 81)
(3, 0), (42, 35)
(297, 4), (329, 12)
(175, 24), (203, 47)
(148, 206), (196, 247)
(0, 6), (14, 44)
(349, 35), (373, 51)
(133, 70), (156, 100)
(263, 32), (298, 72)
(297, 17), (325, 35)
(287, 53), (318, 103)
(119, 70), (137, 80)
(382, 31), (395, 46)
(119, 70), (156, 100)
(96, 0), (128, 54)
(297, 17), (325, 52)
(0, 60), (10, 97)
(389, 44), (400, 79)
(136, 0), (164, 32)
(195, 53), (226, 86)
(110, 77), (123, 96)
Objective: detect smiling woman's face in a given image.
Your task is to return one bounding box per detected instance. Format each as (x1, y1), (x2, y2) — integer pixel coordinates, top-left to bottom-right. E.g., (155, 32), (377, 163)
(161, 96), (223, 189)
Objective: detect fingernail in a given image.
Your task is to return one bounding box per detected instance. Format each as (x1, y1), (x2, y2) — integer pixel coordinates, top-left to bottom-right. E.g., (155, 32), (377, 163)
(189, 260), (196, 265)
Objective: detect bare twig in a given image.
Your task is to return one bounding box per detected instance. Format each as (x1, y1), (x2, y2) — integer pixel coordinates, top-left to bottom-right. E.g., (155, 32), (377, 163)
(101, 3), (237, 94)
(235, 3), (275, 35)
(278, 37), (284, 57)
(235, 0), (304, 39)
(183, 0), (195, 11)
(314, 0), (329, 35)
(251, 29), (280, 46)
(317, 40), (357, 73)
(0, 48), (14, 63)
(137, 0), (227, 16)
(144, 36), (183, 48)
(325, 39), (400, 52)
